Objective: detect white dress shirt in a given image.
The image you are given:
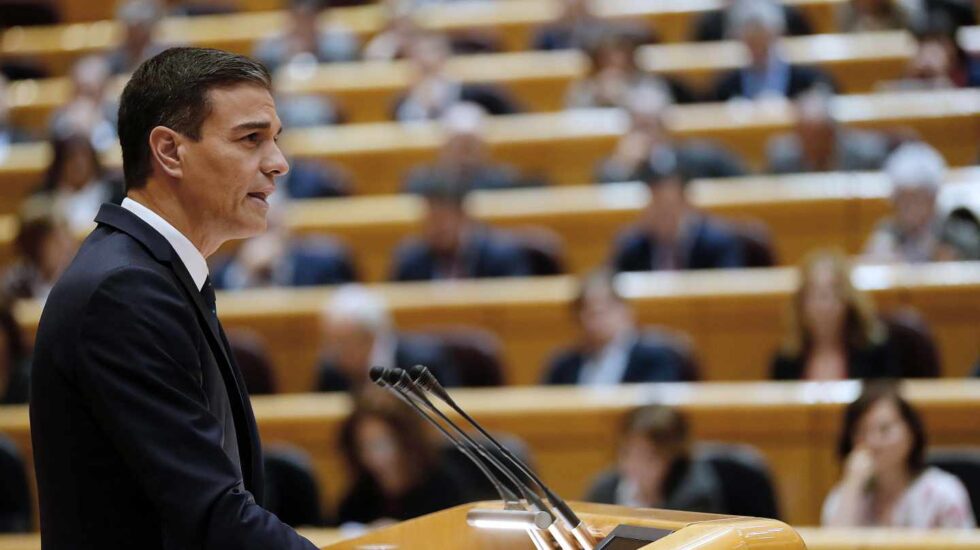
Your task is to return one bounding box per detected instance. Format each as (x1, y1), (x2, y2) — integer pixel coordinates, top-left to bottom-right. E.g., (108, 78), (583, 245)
(121, 198), (209, 291)
(578, 332), (637, 386)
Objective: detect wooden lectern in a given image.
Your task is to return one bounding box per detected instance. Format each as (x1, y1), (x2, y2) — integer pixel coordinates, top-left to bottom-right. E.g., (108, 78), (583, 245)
(319, 501), (806, 549)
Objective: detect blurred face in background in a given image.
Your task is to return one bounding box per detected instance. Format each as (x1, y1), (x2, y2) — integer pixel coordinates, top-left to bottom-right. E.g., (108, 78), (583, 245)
(355, 415), (407, 493)
(322, 316), (375, 384)
(441, 130), (486, 169)
(58, 138), (99, 192)
(892, 186), (937, 236)
(36, 225), (76, 281)
(619, 433), (672, 498)
(409, 36), (449, 78)
(577, 283), (633, 351)
(646, 178), (687, 244)
(851, 397), (914, 478)
(907, 37), (956, 82)
(739, 23), (777, 68)
(801, 258), (847, 344)
(423, 198), (467, 257)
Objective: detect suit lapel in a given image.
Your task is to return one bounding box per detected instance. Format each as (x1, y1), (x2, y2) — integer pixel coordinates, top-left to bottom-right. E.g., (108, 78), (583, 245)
(94, 204), (259, 492)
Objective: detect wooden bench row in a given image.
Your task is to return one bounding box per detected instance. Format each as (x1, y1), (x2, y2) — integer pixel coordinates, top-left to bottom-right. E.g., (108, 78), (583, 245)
(7, 29), (925, 129)
(14, 262), (980, 392)
(2, 379), (978, 526)
(8, 0), (843, 71)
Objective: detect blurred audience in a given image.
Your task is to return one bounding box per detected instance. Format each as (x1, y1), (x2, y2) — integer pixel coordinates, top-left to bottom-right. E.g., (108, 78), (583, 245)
(565, 31), (693, 108)
(336, 392), (467, 526)
(0, 74), (33, 145)
(766, 87), (889, 174)
(863, 142), (975, 262)
(33, 133), (122, 235)
(596, 86), (747, 184)
(531, 0), (605, 51)
(212, 202), (357, 290)
(49, 55), (118, 152)
(390, 178), (531, 280)
(690, 0), (814, 42)
(391, 33), (520, 121)
(1, 197), (76, 303)
(880, 16), (977, 90)
(837, 0), (924, 32)
(609, 151), (745, 273)
(543, 271), (695, 385)
(711, 0), (836, 101)
(363, 0), (422, 61)
(165, 0), (238, 16)
(107, 0), (168, 75)
(0, 294), (30, 404)
(823, 381), (976, 528)
(586, 405), (725, 513)
(403, 102), (522, 194)
(771, 249), (898, 380)
(254, 0), (359, 72)
(281, 158), (352, 199)
(315, 285), (456, 393)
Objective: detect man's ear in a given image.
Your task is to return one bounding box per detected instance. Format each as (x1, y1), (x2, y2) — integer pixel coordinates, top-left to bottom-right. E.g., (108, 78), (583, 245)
(148, 126), (184, 180)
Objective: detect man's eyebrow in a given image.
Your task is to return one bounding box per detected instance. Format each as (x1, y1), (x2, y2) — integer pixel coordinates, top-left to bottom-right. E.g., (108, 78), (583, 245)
(232, 121), (273, 132)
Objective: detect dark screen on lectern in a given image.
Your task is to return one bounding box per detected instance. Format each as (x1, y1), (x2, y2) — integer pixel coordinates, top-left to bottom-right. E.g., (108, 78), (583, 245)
(594, 526), (673, 549)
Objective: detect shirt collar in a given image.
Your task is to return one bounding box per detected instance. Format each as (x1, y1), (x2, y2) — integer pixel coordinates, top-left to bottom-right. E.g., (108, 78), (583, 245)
(121, 197), (210, 291)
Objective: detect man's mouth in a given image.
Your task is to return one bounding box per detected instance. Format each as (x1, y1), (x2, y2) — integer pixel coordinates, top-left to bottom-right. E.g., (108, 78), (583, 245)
(247, 191), (270, 203)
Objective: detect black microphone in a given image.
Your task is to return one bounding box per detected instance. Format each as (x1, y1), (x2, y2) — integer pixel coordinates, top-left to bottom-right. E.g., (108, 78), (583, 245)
(367, 366), (521, 506)
(408, 365), (597, 550)
(371, 367), (575, 550)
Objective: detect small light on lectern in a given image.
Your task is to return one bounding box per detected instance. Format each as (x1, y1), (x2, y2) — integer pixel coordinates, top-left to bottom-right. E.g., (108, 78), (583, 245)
(466, 509), (553, 531)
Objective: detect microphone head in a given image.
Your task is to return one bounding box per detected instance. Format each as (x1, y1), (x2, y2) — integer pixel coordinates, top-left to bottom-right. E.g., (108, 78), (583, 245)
(381, 367), (408, 389)
(368, 365), (388, 386)
(410, 364), (451, 400)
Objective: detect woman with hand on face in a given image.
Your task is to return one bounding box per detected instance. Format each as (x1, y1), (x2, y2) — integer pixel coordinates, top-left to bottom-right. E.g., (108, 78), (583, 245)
(822, 382), (975, 528)
(336, 392), (466, 528)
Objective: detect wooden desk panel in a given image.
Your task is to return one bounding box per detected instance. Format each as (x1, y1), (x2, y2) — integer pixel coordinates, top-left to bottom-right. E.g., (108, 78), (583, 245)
(14, 263), (980, 394)
(2, 380), (979, 528)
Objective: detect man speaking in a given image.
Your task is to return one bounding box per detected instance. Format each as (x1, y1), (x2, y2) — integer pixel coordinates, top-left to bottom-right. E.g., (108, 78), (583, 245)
(30, 48), (318, 549)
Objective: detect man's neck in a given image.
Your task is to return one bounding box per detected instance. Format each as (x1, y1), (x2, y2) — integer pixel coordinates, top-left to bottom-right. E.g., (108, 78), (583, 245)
(127, 187), (221, 258)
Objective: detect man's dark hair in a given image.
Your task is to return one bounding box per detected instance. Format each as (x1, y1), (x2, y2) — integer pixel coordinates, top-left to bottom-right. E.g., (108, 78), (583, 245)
(117, 47), (272, 192)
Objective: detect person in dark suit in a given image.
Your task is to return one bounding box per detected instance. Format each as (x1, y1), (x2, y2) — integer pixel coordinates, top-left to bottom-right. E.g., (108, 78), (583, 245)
(610, 151), (745, 273)
(315, 285), (456, 393)
(1, 196), (77, 303)
(212, 203), (358, 289)
(689, 0), (814, 42)
(595, 85), (747, 184)
(586, 405), (725, 513)
(391, 178), (531, 281)
(402, 102), (523, 194)
(710, 0), (836, 101)
(29, 47), (317, 549)
(391, 33), (520, 121)
(543, 271), (695, 385)
(770, 249), (898, 380)
(282, 158), (351, 199)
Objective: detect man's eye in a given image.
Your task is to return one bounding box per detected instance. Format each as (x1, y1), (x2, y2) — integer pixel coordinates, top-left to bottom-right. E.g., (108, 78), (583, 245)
(243, 133), (261, 143)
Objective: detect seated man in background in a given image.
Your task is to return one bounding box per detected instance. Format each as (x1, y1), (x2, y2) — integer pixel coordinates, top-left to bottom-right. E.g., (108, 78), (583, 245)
(586, 405), (725, 513)
(863, 141), (974, 262)
(316, 285), (456, 393)
(879, 16), (978, 90)
(392, 33), (520, 121)
(531, 0), (607, 51)
(1, 197), (77, 303)
(253, 0), (359, 71)
(690, 0), (813, 41)
(403, 102), (523, 194)
(390, 178), (531, 280)
(823, 381), (975, 528)
(596, 86), (747, 183)
(609, 152), (745, 272)
(212, 200), (358, 289)
(543, 271), (694, 385)
(770, 249), (898, 380)
(836, 0), (924, 32)
(766, 87), (889, 174)
(49, 55), (120, 152)
(711, 0), (835, 101)
(107, 0), (168, 75)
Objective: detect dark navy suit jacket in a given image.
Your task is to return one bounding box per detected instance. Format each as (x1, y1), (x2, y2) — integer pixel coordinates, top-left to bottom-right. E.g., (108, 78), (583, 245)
(213, 239), (358, 289)
(610, 217), (744, 273)
(543, 334), (694, 385)
(29, 204), (315, 550)
(390, 230), (530, 281)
